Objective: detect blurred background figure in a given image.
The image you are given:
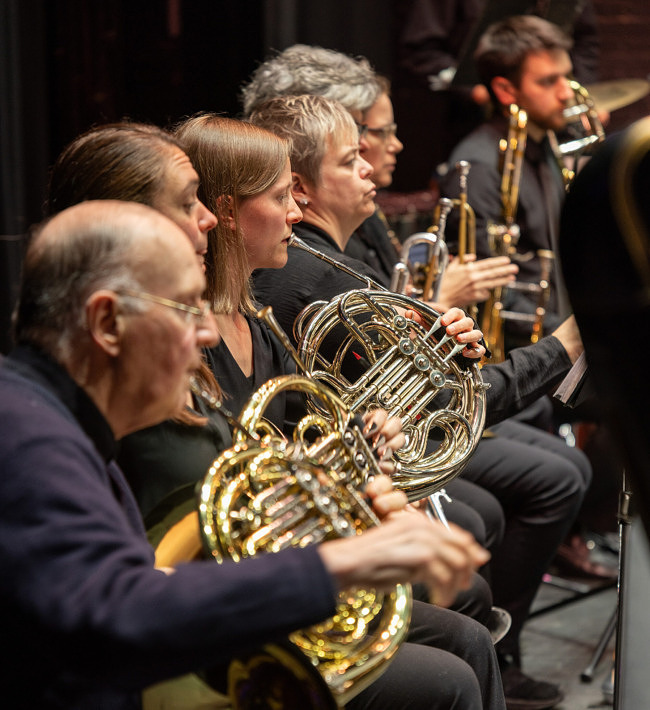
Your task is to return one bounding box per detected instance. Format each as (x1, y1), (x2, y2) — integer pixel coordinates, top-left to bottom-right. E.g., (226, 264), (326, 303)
(391, 0), (601, 192)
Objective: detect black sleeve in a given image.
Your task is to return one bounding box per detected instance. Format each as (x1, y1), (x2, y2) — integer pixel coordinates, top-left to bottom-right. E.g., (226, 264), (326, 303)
(481, 334), (572, 426)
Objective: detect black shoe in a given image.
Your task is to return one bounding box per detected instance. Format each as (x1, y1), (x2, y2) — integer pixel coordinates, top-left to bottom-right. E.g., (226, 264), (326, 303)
(500, 664), (564, 710)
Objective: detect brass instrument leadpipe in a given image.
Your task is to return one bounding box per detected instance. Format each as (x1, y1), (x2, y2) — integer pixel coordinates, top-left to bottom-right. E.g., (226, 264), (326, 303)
(434, 163), (478, 320)
(501, 105), (527, 227)
(288, 234), (386, 290)
(456, 160), (475, 263)
(189, 376), (261, 440)
(257, 305), (312, 378)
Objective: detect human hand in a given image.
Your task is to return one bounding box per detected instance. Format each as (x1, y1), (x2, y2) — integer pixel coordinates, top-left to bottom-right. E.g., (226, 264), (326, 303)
(399, 305), (484, 359)
(551, 314), (583, 364)
(318, 512), (490, 607)
(361, 409), (406, 476)
(437, 254), (518, 309)
(364, 473), (408, 519)
(437, 306), (486, 360)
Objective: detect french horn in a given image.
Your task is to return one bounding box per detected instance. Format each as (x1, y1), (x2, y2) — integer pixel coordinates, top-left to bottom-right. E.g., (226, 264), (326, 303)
(287, 234), (489, 501)
(181, 357), (413, 708)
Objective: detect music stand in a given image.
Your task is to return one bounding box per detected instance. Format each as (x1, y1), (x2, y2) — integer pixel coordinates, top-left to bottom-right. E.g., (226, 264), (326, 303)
(580, 470), (631, 703)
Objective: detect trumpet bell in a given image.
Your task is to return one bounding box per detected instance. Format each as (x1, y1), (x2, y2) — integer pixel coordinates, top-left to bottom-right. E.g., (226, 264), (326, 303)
(551, 79), (605, 158)
(389, 232), (449, 302)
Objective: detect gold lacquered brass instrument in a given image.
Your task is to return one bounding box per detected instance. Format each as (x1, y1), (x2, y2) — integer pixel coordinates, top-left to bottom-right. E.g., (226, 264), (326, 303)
(178, 348), (413, 708)
(288, 234), (489, 500)
(389, 198), (452, 304)
(433, 163), (478, 319)
(481, 104), (528, 362)
(483, 82), (604, 361)
(389, 229), (450, 302)
(548, 79), (605, 185)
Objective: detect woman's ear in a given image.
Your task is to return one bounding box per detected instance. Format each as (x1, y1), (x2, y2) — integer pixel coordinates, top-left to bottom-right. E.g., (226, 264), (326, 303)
(215, 195), (236, 231)
(491, 76), (518, 107)
(291, 172), (311, 207)
(85, 290), (123, 357)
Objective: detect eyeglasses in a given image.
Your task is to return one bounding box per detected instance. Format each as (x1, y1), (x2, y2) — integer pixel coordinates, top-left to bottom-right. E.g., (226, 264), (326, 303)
(366, 123), (398, 141)
(356, 122), (370, 140)
(120, 290), (211, 327)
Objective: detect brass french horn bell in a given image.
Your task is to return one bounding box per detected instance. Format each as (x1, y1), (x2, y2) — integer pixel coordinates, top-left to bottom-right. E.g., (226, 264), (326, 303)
(195, 312), (412, 708)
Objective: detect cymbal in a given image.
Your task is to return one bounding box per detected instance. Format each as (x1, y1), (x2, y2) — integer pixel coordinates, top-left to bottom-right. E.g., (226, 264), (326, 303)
(585, 79), (650, 113)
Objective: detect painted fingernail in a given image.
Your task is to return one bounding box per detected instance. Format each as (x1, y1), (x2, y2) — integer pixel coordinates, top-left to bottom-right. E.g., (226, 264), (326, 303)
(372, 435), (386, 451)
(364, 422), (378, 437)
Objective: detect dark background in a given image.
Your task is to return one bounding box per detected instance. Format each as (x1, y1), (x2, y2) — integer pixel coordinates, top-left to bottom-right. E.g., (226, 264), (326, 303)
(2, 0), (650, 354)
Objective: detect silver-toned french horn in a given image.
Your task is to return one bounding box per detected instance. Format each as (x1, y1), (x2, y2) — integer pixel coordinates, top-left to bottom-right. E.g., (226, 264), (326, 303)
(287, 234), (489, 501)
(184, 360), (413, 708)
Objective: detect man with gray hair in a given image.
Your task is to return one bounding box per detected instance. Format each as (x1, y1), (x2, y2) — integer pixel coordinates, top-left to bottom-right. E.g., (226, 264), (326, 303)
(0, 199), (494, 708)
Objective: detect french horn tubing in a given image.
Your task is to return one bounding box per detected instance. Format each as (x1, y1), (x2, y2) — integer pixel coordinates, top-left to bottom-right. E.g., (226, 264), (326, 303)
(190, 356), (412, 708)
(287, 234), (489, 501)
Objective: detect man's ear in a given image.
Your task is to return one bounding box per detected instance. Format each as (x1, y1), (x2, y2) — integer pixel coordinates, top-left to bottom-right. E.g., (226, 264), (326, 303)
(85, 290), (123, 357)
(291, 172), (311, 206)
(491, 76), (518, 107)
(215, 194), (236, 231)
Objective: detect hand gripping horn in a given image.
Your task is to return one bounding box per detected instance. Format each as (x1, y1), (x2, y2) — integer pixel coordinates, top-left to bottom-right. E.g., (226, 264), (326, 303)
(281, 235), (489, 502)
(186, 340), (413, 708)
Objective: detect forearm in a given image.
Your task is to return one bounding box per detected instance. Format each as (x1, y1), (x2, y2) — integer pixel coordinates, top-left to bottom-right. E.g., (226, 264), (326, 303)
(482, 334), (572, 426)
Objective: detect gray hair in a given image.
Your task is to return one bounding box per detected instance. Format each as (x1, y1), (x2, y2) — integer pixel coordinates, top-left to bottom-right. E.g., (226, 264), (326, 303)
(13, 201), (162, 361)
(248, 94), (358, 187)
(241, 44), (381, 117)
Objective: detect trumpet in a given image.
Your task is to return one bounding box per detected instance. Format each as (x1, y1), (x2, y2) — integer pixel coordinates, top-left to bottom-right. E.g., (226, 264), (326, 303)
(389, 198), (452, 303)
(548, 79), (605, 186)
(288, 234), (488, 500)
(435, 162), (478, 320)
(481, 104), (527, 362)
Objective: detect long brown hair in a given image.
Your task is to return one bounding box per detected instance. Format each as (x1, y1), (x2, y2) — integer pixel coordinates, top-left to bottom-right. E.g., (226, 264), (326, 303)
(44, 121), (222, 425)
(175, 114), (290, 315)
(45, 122), (185, 215)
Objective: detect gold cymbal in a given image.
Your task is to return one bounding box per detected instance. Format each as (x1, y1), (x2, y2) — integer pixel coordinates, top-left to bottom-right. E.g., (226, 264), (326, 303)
(585, 79), (650, 113)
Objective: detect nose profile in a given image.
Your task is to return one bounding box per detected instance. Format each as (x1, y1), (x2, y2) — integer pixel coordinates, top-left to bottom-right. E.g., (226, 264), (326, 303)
(558, 76), (575, 102)
(197, 307), (220, 347)
(359, 156), (374, 179)
(389, 134), (404, 154)
(199, 200), (218, 231)
(288, 194), (303, 224)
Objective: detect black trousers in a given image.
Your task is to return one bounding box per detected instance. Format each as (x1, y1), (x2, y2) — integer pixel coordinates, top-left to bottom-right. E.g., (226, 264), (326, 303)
(348, 599), (505, 710)
(443, 477), (505, 561)
(459, 417), (591, 660)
